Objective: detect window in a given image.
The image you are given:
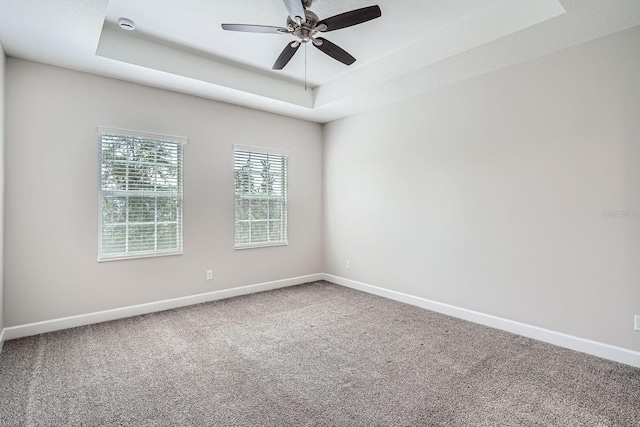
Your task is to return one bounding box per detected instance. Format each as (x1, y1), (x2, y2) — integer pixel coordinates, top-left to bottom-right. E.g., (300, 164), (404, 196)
(98, 127), (186, 261)
(234, 145), (288, 248)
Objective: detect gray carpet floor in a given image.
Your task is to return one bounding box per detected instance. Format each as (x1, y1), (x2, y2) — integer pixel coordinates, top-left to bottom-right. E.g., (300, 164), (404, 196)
(0, 281), (638, 426)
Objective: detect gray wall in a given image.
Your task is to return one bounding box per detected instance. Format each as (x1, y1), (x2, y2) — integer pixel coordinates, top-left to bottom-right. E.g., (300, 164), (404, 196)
(323, 27), (640, 352)
(0, 42), (5, 336)
(4, 59), (323, 327)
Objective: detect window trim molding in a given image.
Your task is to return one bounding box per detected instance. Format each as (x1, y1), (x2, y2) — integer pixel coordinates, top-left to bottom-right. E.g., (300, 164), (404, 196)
(97, 126), (186, 262)
(98, 126), (189, 146)
(98, 250), (184, 263)
(233, 144), (288, 157)
(234, 241), (288, 251)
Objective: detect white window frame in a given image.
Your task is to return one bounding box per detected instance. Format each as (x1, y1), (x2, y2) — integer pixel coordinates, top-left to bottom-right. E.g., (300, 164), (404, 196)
(234, 144), (289, 249)
(98, 126), (187, 261)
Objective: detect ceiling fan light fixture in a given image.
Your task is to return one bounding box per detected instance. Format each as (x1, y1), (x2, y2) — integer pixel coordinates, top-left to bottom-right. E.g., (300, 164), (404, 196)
(118, 18), (136, 31)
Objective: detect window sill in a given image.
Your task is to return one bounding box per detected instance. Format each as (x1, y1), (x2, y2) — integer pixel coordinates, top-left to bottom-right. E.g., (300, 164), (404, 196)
(98, 251), (183, 262)
(235, 242), (288, 250)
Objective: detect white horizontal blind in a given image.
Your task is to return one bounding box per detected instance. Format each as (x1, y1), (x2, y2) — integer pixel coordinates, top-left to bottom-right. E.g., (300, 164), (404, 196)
(234, 146), (288, 248)
(99, 128), (185, 261)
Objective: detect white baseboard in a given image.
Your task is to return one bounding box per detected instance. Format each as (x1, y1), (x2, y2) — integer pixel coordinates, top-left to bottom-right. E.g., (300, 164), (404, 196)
(3, 272), (638, 369)
(323, 274), (640, 369)
(2, 273), (324, 342)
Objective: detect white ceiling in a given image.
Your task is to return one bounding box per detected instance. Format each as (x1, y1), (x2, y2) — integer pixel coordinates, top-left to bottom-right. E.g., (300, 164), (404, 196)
(105, 0), (507, 87)
(0, 0), (639, 123)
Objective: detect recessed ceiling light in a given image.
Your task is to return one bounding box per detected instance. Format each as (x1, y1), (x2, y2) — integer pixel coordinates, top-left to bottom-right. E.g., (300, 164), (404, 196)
(118, 18), (135, 31)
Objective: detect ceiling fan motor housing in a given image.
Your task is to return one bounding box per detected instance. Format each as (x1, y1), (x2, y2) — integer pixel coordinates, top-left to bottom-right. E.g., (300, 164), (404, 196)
(288, 10), (322, 43)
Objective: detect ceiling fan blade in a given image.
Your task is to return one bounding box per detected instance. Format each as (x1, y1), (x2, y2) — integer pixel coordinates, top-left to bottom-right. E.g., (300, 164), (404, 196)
(221, 24), (289, 34)
(318, 5), (381, 32)
(283, 0), (306, 23)
(273, 42), (300, 70)
(314, 38), (356, 66)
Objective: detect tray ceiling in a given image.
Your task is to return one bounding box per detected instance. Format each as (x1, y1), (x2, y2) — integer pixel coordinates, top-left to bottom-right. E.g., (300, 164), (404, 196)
(0, 0), (639, 122)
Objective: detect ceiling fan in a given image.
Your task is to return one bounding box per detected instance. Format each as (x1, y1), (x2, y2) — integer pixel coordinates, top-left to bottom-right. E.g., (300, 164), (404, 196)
(221, 0), (382, 70)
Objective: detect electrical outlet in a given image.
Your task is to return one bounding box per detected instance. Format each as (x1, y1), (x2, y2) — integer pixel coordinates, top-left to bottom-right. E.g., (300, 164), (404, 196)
(206, 270), (213, 281)
(635, 315), (640, 331)
(346, 260), (351, 270)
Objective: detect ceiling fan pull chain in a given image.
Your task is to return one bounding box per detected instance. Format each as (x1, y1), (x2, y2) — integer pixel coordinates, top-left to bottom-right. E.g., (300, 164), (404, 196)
(305, 43), (307, 91)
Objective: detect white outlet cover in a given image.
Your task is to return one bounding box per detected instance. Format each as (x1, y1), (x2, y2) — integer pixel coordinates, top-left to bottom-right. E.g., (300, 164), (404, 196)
(635, 315), (640, 331)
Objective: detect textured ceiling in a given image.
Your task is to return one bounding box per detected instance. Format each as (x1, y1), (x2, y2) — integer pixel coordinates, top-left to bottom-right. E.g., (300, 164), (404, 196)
(0, 0), (639, 122)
